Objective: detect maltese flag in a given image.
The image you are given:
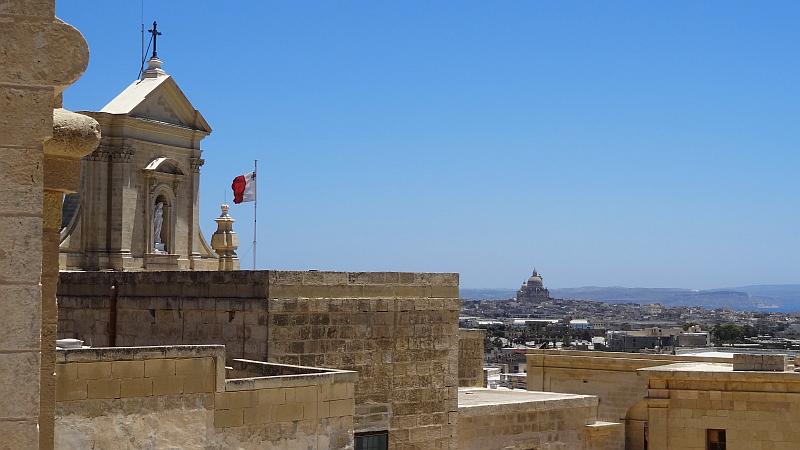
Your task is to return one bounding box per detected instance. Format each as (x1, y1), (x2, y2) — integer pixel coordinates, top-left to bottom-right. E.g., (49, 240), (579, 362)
(231, 171), (256, 204)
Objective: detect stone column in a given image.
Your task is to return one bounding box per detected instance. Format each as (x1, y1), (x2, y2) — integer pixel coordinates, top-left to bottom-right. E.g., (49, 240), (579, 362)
(0, 3), (92, 448)
(41, 109), (100, 449)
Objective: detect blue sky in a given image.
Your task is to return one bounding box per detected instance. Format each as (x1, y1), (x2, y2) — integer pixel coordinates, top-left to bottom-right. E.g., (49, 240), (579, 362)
(57, 1), (800, 289)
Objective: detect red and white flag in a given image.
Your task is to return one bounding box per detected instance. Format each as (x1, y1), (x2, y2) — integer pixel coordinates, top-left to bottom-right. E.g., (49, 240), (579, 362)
(231, 172), (256, 204)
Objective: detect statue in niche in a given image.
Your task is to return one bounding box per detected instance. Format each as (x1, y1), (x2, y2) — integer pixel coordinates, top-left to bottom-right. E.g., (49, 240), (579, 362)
(153, 201), (167, 253)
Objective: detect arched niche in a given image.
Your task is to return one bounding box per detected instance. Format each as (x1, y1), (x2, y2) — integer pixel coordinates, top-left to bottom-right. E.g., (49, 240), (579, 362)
(143, 157), (184, 255)
(144, 156), (185, 175)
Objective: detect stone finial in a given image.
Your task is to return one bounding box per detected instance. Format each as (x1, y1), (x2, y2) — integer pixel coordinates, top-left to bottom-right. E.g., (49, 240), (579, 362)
(142, 57), (166, 79)
(210, 203), (239, 271)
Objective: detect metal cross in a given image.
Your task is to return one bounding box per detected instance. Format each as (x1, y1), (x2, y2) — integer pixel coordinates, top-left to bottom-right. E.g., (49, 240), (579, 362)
(148, 21), (162, 58)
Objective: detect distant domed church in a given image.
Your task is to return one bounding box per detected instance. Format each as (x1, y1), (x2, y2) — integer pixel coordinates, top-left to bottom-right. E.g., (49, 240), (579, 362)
(59, 53), (221, 271)
(516, 269), (550, 302)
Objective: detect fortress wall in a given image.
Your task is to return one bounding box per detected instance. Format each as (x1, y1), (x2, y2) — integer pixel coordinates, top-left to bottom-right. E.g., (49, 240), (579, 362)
(54, 345), (356, 450)
(458, 329), (485, 388)
(266, 271), (461, 450)
(58, 270), (461, 449)
(58, 271), (269, 360)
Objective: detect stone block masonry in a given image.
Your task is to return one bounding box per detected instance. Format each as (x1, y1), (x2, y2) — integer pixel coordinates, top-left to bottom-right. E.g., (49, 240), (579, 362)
(58, 270), (461, 449)
(457, 388), (622, 450)
(54, 345), (356, 449)
(266, 271), (461, 450)
(732, 353), (788, 372)
(59, 271), (270, 359)
(458, 329), (486, 388)
(641, 362), (800, 450)
(1, 1), (96, 448)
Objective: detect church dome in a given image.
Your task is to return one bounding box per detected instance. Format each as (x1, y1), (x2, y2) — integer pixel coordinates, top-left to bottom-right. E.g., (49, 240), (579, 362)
(527, 270), (544, 287)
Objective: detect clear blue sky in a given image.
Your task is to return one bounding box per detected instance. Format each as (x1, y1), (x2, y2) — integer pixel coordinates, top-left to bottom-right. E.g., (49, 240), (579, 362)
(58, 1), (800, 289)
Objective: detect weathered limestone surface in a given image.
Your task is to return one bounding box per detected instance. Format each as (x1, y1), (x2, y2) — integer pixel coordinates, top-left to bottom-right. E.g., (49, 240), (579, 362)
(41, 108), (100, 449)
(732, 352), (787, 371)
(641, 362), (800, 450)
(58, 271), (269, 356)
(457, 388), (622, 450)
(458, 329), (485, 388)
(57, 270), (460, 449)
(266, 271), (461, 450)
(54, 345), (356, 449)
(0, 2), (93, 448)
(526, 350), (746, 450)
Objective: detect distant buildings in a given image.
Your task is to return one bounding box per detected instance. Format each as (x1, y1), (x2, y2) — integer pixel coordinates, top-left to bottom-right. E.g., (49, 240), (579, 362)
(607, 326), (710, 352)
(516, 269), (551, 302)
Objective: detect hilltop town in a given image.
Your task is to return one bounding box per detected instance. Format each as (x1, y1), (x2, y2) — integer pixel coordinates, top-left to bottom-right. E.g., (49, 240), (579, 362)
(462, 270), (800, 354)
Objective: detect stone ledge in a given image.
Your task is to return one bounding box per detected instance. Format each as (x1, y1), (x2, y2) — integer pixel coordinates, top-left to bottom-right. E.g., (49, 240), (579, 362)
(58, 270), (460, 299)
(457, 388), (598, 417)
(224, 359), (357, 392)
(526, 349), (734, 364)
(56, 344), (225, 363)
(56, 345), (227, 392)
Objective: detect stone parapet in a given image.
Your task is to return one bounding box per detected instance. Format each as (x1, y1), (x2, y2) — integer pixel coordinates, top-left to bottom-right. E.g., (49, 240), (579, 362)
(54, 345), (356, 449)
(458, 388), (621, 450)
(732, 353), (788, 372)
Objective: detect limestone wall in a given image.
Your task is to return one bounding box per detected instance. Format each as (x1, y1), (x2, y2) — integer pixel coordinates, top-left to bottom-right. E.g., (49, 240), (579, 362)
(266, 271), (461, 450)
(457, 388), (622, 450)
(526, 350), (732, 420)
(54, 345), (356, 449)
(458, 329), (485, 387)
(58, 271), (269, 359)
(57, 270), (461, 449)
(643, 364), (800, 450)
(1, 2), (95, 447)
(525, 350), (735, 449)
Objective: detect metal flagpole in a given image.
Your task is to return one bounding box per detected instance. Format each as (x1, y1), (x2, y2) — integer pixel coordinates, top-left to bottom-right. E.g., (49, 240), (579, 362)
(253, 159), (257, 270)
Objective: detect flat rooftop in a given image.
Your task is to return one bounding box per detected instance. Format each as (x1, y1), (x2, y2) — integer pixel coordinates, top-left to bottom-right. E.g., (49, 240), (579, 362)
(642, 362), (734, 373)
(458, 387), (597, 414)
(639, 362), (800, 382)
(677, 351), (734, 358)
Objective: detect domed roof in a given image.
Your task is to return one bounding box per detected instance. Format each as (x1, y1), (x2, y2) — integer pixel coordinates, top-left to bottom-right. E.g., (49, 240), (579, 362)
(526, 269), (544, 286)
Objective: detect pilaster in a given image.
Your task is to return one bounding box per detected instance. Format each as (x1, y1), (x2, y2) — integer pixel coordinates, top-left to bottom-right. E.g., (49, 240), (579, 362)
(0, 2), (93, 448)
